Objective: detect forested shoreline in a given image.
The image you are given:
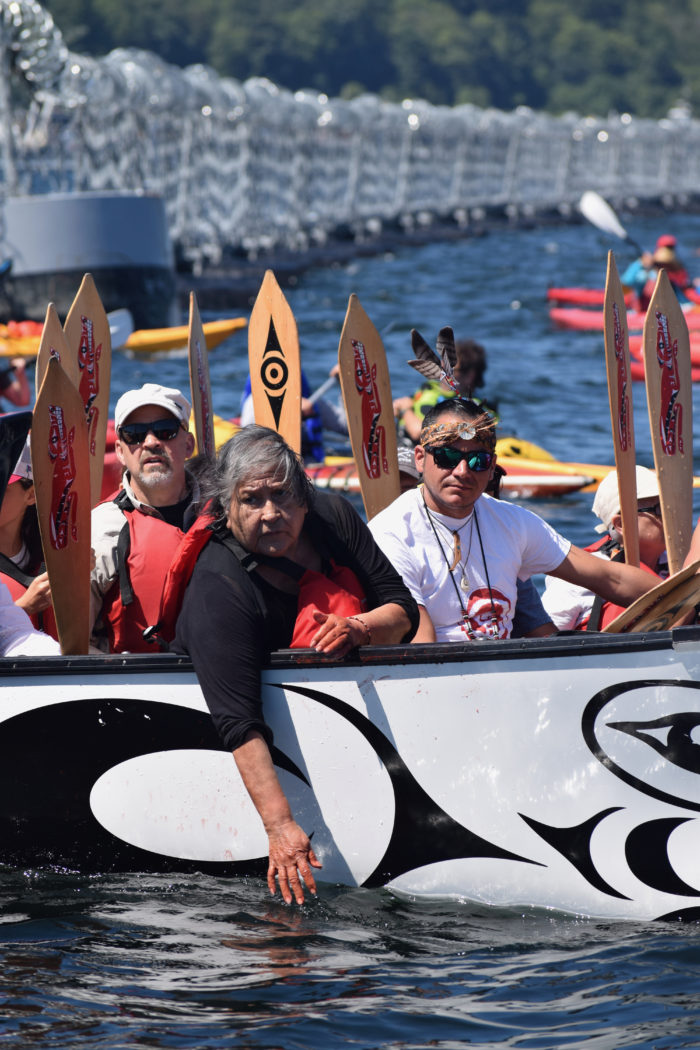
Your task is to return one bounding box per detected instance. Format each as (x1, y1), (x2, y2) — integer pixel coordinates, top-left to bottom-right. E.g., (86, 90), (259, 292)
(43, 0), (698, 120)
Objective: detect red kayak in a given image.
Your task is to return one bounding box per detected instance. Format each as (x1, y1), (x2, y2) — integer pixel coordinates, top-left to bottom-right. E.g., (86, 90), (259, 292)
(546, 287), (634, 308)
(550, 305), (700, 332)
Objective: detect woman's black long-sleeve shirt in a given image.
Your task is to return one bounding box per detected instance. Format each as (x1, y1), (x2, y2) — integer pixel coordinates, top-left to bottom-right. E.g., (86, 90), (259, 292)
(174, 492), (418, 751)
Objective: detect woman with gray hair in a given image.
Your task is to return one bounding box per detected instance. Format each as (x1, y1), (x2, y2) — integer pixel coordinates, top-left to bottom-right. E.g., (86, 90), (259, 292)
(174, 425), (418, 904)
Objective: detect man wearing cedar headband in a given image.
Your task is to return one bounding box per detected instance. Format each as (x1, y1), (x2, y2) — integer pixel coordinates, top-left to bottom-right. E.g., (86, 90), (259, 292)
(368, 398), (657, 643)
(90, 383), (200, 653)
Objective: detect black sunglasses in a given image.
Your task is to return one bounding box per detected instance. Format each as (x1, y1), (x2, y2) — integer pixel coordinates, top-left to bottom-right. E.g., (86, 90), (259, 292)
(430, 446), (495, 472)
(118, 418), (183, 445)
(637, 500), (662, 519)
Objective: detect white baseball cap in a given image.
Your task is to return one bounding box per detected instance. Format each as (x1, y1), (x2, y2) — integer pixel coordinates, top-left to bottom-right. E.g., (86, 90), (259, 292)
(9, 436), (32, 484)
(397, 445), (420, 480)
(592, 465), (660, 533)
(115, 383), (191, 431)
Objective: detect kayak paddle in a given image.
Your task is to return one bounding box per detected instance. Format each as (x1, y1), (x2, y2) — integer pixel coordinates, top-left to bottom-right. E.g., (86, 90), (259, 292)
(579, 191), (643, 256)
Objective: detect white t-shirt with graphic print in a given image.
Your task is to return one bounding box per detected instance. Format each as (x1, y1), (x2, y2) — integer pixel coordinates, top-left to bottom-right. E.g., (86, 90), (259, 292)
(368, 487), (571, 641)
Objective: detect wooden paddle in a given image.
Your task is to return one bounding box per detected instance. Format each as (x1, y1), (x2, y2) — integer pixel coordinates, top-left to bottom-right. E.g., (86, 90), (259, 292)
(603, 251), (639, 567)
(63, 274), (112, 508)
(337, 294), (400, 520)
(32, 356), (91, 655)
(642, 269), (693, 575)
(603, 559), (700, 634)
(36, 303), (76, 399)
(248, 270), (302, 454)
(187, 291), (216, 458)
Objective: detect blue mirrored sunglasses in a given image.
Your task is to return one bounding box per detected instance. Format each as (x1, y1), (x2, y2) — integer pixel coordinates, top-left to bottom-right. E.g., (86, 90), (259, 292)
(430, 447), (494, 472)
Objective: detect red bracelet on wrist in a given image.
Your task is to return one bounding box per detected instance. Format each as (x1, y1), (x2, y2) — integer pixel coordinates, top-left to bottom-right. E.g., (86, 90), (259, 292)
(349, 615), (372, 645)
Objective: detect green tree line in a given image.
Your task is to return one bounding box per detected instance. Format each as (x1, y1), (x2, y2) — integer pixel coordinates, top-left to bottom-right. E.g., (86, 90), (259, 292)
(44, 0), (700, 119)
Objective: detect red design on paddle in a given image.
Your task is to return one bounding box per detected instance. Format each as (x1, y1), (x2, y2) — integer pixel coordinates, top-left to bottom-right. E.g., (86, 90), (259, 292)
(77, 315), (102, 454)
(613, 302), (631, 452)
(655, 310), (684, 455)
(351, 337), (388, 479)
(47, 403), (79, 550)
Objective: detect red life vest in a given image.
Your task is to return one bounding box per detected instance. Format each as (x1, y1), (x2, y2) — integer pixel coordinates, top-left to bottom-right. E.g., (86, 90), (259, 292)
(582, 535), (659, 631)
(103, 501), (205, 653)
(0, 557), (59, 640)
(155, 520), (367, 651)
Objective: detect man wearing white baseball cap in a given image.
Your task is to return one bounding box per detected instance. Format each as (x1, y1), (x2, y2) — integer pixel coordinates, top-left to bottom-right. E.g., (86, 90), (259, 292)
(90, 383), (200, 653)
(542, 465), (666, 632)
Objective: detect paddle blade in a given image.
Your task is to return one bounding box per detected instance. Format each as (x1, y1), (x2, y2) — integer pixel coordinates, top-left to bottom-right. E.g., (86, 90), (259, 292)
(603, 251), (639, 567)
(187, 292), (216, 459)
(603, 559), (700, 633)
(63, 274), (112, 508)
(32, 357), (91, 655)
(248, 270), (301, 454)
(642, 269), (693, 574)
(36, 303), (73, 400)
(338, 294), (400, 520)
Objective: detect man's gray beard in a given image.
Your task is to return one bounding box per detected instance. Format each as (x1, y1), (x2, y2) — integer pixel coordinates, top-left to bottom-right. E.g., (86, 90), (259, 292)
(133, 462), (173, 493)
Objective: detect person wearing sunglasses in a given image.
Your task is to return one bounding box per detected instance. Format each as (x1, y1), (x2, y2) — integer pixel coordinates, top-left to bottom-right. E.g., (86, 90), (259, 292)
(89, 383), (200, 653)
(368, 398), (657, 643)
(542, 465), (667, 632)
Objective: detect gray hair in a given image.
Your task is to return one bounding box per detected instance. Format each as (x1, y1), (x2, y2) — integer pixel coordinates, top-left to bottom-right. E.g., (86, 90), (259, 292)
(211, 425), (314, 512)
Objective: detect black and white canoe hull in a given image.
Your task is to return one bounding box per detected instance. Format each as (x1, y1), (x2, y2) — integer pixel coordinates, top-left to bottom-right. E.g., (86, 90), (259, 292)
(3, 628), (700, 921)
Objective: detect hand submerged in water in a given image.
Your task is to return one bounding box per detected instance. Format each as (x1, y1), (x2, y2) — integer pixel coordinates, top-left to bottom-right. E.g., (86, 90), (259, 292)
(267, 818), (322, 905)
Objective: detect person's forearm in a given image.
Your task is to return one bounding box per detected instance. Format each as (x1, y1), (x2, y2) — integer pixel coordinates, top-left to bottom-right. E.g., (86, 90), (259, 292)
(233, 731), (293, 832)
(360, 603), (411, 645)
(601, 563), (656, 605)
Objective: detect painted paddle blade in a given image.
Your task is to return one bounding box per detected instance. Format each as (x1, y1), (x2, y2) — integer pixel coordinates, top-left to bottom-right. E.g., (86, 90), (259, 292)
(248, 270), (301, 454)
(32, 357), (91, 655)
(642, 269), (693, 575)
(603, 559), (700, 634)
(338, 294), (400, 520)
(0, 410), (32, 507)
(63, 274), (112, 508)
(36, 303), (74, 400)
(187, 292), (216, 459)
(603, 251), (639, 567)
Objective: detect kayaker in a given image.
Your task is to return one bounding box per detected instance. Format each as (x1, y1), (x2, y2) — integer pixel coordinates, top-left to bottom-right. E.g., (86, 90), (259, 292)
(368, 398), (657, 642)
(239, 366), (348, 462)
(0, 357), (30, 408)
(173, 424), (418, 904)
(90, 383), (201, 653)
(0, 437), (57, 638)
(621, 235), (698, 311)
(541, 466), (665, 632)
(393, 335), (496, 444)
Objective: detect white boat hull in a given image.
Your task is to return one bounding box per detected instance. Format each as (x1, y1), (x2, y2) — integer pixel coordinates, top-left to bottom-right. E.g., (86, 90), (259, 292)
(3, 629), (700, 921)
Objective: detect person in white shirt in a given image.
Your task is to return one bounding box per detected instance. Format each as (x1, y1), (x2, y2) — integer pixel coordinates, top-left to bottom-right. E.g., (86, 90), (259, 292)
(368, 398), (657, 642)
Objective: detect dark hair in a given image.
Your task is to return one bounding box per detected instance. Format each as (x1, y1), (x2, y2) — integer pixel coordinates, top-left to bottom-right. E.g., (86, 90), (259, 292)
(454, 339), (487, 392)
(420, 397), (497, 452)
(209, 425), (314, 515)
(13, 479), (44, 572)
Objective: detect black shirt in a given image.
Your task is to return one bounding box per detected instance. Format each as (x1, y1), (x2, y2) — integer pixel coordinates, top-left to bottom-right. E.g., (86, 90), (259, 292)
(174, 491), (418, 751)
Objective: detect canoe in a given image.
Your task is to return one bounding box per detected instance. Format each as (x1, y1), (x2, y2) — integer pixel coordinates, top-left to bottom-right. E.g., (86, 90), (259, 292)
(550, 305), (700, 333)
(4, 624), (700, 921)
(0, 317), (247, 358)
(546, 287), (634, 308)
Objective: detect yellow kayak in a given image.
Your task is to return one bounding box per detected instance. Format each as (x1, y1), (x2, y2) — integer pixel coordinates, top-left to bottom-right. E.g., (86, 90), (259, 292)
(0, 316), (247, 358)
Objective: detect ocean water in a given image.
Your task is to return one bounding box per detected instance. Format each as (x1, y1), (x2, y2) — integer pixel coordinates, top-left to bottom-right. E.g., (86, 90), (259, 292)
(7, 210), (700, 1048)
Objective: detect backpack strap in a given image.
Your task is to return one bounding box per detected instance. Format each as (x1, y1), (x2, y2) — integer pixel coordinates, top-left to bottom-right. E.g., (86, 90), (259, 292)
(0, 550), (35, 589)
